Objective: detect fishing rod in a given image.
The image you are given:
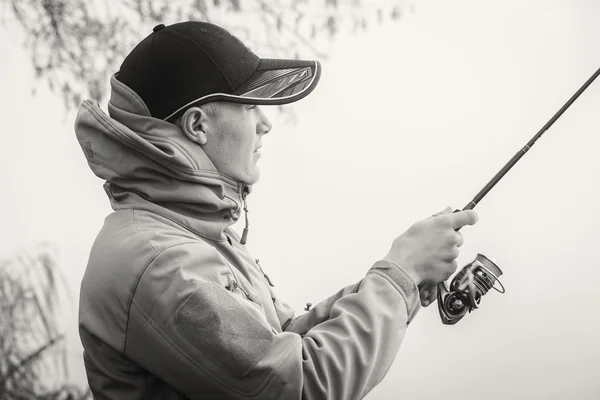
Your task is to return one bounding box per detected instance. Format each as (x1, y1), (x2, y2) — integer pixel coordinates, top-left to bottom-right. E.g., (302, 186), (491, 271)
(436, 66), (600, 325)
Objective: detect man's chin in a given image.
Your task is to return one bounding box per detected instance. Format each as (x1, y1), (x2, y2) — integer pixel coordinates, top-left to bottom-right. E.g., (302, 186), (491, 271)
(240, 170), (260, 186)
(246, 174), (260, 186)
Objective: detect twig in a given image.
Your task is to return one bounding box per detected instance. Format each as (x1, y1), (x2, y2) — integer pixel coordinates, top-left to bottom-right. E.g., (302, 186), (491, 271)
(254, 0), (328, 59)
(0, 334), (65, 393)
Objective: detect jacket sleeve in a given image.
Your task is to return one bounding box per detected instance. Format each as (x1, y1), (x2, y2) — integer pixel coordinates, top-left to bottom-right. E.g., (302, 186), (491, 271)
(125, 243), (421, 400)
(283, 268), (419, 335)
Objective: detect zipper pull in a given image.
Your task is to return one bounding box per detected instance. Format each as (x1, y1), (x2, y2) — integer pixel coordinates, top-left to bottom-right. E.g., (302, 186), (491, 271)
(255, 259), (274, 287)
(226, 275), (250, 299)
(241, 191), (250, 245)
(225, 274), (235, 291)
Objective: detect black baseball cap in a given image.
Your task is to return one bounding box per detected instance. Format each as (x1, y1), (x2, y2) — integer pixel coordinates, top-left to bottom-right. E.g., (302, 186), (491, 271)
(116, 21), (321, 122)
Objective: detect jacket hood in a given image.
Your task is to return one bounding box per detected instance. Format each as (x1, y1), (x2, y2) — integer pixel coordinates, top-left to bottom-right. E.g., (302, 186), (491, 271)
(75, 75), (251, 240)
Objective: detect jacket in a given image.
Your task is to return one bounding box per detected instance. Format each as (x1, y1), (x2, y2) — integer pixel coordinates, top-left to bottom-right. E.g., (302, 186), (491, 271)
(75, 75), (422, 400)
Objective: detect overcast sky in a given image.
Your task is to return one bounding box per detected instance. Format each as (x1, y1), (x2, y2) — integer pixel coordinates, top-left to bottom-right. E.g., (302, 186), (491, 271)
(1, 0), (599, 398)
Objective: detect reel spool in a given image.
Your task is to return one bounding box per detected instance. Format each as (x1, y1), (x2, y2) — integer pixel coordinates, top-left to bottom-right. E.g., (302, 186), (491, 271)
(437, 254), (505, 325)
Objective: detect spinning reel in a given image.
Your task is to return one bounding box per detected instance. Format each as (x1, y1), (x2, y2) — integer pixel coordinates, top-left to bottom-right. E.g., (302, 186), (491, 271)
(433, 66), (600, 325)
(437, 254), (504, 325)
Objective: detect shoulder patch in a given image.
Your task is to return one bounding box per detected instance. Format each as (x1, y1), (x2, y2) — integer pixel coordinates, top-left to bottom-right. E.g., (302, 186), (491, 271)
(174, 283), (273, 378)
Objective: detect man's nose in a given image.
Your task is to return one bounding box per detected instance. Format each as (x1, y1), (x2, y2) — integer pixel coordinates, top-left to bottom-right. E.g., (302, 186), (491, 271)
(256, 107), (272, 135)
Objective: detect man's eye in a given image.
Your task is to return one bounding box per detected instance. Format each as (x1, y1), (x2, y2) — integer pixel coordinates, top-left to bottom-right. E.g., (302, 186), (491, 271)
(247, 105), (256, 110)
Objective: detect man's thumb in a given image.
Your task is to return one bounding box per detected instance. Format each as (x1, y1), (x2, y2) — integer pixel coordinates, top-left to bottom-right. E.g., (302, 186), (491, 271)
(449, 209), (479, 229)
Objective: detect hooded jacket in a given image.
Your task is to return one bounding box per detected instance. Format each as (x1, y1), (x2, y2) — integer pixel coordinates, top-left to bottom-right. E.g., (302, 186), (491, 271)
(75, 75), (421, 400)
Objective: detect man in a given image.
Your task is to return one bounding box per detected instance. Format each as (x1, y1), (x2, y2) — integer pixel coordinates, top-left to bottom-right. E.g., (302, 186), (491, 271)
(76, 21), (477, 399)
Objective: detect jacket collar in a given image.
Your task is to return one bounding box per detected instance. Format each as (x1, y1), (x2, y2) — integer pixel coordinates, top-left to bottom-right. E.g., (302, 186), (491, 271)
(104, 180), (249, 242)
(74, 75), (253, 242)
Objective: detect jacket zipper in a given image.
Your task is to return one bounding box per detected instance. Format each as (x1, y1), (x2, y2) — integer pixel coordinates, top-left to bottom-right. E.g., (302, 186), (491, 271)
(240, 189), (250, 245)
(255, 259), (274, 287)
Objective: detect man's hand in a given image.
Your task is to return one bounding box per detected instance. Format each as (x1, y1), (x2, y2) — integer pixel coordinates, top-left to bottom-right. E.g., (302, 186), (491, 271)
(383, 207), (478, 301)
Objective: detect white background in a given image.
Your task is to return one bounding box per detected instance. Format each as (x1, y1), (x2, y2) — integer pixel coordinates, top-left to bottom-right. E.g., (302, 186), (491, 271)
(1, 0), (599, 399)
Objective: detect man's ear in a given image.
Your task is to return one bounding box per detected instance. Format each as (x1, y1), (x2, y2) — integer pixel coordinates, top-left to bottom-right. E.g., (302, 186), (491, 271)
(180, 107), (209, 145)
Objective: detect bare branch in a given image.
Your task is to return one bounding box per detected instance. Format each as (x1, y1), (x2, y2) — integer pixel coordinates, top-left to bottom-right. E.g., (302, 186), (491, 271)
(1, 0), (412, 114)
(0, 334), (65, 388)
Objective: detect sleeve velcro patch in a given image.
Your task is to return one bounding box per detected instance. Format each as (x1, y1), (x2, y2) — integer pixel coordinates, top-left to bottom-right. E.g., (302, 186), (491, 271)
(174, 283), (274, 378)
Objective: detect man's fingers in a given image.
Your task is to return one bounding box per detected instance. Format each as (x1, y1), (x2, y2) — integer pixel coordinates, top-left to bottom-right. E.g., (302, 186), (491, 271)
(430, 206), (453, 218)
(447, 210), (478, 230)
(455, 231), (464, 247)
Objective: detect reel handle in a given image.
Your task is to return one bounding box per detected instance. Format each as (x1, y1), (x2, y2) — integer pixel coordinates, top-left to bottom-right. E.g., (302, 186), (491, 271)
(436, 253), (504, 325)
(436, 280), (468, 325)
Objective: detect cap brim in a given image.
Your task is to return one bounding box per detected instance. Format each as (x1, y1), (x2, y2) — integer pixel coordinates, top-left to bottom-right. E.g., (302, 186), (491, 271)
(164, 59), (321, 121)
(233, 59), (321, 103)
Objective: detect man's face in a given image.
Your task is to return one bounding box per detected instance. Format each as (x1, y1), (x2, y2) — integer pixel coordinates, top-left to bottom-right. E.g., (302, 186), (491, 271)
(203, 103), (272, 185)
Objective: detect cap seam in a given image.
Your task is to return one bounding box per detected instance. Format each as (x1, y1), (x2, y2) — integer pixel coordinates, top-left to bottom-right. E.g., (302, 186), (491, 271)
(159, 28), (236, 90)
